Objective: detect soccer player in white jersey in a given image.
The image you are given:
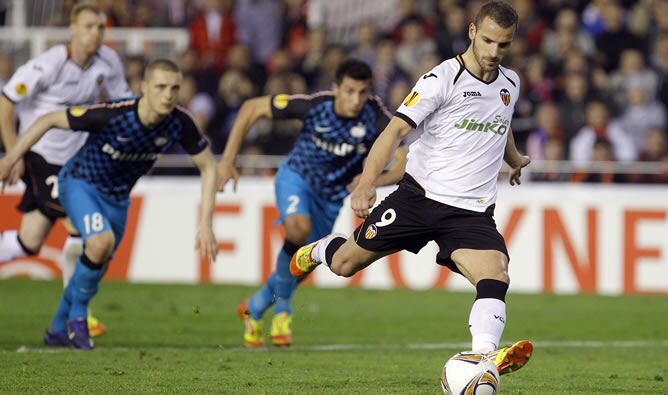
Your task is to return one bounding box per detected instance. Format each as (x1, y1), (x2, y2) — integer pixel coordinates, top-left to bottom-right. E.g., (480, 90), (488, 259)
(0, 4), (130, 336)
(290, 1), (533, 376)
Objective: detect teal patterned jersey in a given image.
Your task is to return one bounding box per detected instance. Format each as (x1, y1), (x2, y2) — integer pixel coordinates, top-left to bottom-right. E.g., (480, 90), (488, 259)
(62, 98), (208, 201)
(271, 92), (392, 201)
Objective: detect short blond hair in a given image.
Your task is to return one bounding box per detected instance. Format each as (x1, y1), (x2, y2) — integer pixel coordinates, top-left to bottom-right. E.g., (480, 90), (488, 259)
(144, 59), (181, 80)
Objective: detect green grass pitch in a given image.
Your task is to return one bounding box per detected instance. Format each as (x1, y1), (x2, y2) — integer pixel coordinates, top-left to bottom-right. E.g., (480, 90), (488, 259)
(1, 279), (667, 394)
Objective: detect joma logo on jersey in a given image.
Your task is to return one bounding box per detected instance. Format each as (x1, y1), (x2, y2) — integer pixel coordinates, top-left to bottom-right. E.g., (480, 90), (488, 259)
(463, 91), (482, 97)
(311, 135), (367, 156)
(102, 143), (158, 161)
(454, 118), (509, 135)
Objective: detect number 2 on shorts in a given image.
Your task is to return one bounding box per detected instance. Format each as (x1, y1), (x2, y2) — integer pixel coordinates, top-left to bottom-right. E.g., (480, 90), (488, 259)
(83, 212), (104, 234)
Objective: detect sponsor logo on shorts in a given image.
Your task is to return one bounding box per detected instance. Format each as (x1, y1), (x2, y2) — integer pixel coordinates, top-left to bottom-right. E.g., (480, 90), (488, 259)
(500, 88), (511, 106)
(154, 137), (168, 146)
(402, 91), (420, 107)
(365, 224), (377, 239)
(273, 94), (289, 110)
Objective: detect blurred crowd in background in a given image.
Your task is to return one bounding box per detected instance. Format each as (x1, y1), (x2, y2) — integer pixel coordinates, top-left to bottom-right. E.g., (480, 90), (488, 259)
(0, 0), (666, 183)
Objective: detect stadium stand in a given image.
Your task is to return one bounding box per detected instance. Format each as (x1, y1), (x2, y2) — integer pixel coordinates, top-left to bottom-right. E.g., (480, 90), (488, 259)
(0, 0), (665, 182)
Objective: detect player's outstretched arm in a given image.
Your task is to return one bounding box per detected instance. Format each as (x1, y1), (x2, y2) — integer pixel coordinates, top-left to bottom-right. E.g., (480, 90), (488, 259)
(217, 96), (272, 192)
(0, 111), (68, 191)
(374, 145), (408, 187)
(346, 146), (408, 192)
(504, 128), (530, 186)
(191, 146), (219, 264)
(0, 96), (18, 151)
(0, 96), (24, 185)
(351, 117), (413, 218)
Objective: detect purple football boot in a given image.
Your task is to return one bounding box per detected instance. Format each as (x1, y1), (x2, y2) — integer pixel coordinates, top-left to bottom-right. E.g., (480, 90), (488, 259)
(68, 319), (94, 350)
(43, 328), (70, 347)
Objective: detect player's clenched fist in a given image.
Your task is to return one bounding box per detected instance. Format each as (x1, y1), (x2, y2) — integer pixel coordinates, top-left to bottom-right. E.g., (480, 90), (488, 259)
(350, 182), (376, 218)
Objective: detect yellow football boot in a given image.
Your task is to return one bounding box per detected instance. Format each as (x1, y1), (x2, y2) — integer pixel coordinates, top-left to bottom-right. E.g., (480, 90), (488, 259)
(289, 242), (320, 277)
(87, 313), (106, 337)
(237, 299), (265, 348)
(488, 340), (534, 375)
(270, 312), (292, 347)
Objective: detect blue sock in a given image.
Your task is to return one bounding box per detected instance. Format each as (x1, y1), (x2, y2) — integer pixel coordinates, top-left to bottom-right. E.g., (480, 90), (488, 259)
(68, 254), (105, 322)
(51, 283), (74, 332)
(247, 275), (276, 320)
(273, 247), (298, 315)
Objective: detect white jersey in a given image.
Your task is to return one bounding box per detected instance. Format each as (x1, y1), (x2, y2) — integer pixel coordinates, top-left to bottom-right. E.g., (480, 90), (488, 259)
(396, 55), (520, 212)
(2, 44), (130, 165)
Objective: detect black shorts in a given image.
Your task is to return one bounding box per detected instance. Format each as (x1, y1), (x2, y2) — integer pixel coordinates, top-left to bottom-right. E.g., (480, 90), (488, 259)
(18, 151), (67, 220)
(353, 174), (509, 273)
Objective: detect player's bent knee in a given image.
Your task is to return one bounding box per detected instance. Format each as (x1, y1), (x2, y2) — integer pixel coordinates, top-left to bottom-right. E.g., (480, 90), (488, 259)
(488, 270), (510, 285)
(84, 232), (115, 263)
(284, 218), (311, 245)
(18, 211), (54, 250)
(487, 256), (510, 284)
(451, 249), (510, 285)
(473, 263), (509, 285)
(480, 260), (509, 282)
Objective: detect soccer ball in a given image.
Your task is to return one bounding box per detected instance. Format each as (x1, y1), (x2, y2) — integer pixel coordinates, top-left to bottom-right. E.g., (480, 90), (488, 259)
(440, 352), (500, 395)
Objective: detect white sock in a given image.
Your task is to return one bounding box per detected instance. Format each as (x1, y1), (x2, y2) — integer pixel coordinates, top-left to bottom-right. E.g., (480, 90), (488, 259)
(0, 230), (29, 262)
(61, 235), (83, 287)
(311, 233), (347, 266)
(468, 298), (506, 353)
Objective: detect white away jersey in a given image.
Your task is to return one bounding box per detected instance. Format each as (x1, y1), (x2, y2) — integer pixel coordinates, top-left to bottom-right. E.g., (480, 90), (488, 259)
(2, 44), (130, 165)
(396, 55), (520, 212)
